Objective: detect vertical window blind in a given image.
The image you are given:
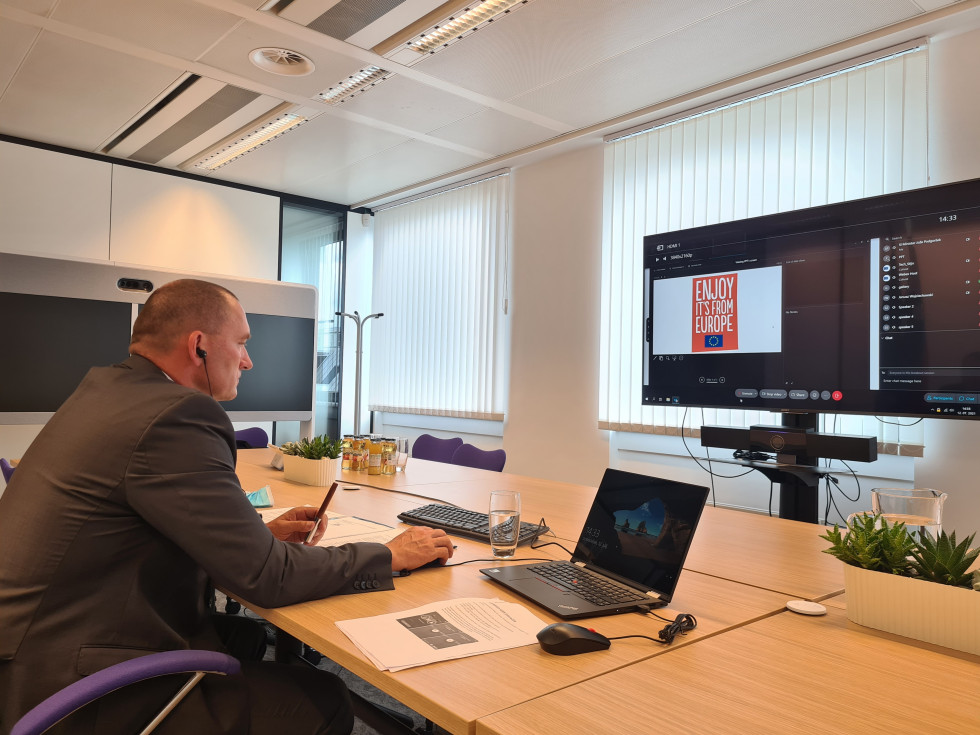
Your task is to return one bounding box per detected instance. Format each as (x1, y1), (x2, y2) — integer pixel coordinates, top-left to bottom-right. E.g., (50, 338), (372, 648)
(599, 48), (929, 454)
(369, 174), (508, 420)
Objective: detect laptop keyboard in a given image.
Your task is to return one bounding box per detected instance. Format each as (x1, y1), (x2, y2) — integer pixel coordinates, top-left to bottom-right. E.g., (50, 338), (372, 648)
(397, 504), (548, 546)
(534, 562), (648, 606)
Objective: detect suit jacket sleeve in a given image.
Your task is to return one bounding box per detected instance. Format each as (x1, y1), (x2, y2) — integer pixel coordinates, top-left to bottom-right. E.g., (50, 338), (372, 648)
(125, 390), (393, 608)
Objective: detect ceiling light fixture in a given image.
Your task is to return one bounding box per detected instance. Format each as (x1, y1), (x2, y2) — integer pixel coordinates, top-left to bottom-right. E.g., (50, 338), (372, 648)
(410, 0), (529, 55)
(316, 66), (393, 104)
(191, 110), (307, 171)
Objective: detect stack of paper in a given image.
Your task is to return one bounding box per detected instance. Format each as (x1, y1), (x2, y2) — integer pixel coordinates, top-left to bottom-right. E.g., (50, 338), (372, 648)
(337, 598), (547, 671)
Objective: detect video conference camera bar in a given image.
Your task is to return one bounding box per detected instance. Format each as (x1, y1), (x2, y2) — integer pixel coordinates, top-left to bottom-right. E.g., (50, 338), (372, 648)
(700, 424), (877, 466)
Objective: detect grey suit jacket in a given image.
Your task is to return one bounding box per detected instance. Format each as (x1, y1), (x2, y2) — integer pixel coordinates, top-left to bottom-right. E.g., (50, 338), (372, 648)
(0, 355), (392, 730)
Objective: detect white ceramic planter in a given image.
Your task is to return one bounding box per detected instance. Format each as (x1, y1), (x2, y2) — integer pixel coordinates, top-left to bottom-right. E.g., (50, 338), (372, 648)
(282, 455), (339, 486)
(843, 563), (980, 655)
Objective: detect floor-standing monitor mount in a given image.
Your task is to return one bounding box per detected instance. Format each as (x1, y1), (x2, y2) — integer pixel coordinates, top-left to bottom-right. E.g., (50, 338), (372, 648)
(700, 413), (878, 524)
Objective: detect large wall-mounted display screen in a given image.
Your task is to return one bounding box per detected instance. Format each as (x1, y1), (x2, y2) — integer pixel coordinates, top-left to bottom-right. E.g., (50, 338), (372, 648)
(643, 177), (980, 420)
(0, 253), (316, 424)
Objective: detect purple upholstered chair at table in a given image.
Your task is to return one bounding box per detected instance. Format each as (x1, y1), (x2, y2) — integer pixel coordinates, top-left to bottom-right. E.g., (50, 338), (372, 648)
(450, 443), (507, 472)
(234, 426), (269, 449)
(411, 434), (463, 464)
(1, 458), (15, 483)
(11, 650), (241, 735)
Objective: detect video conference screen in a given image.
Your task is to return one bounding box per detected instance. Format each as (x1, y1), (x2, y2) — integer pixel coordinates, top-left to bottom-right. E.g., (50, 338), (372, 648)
(643, 177), (980, 420)
(0, 293), (132, 413)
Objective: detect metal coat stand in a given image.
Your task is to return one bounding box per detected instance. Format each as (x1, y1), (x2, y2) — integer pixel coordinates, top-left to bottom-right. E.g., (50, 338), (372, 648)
(337, 310), (383, 434)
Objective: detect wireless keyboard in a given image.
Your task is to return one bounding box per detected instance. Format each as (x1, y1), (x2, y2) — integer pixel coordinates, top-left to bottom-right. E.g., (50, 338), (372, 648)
(396, 504), (548, 546)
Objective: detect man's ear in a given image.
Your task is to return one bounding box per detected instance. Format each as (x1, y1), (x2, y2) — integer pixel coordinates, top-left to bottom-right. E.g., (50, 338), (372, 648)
(187, 331), (206, 362)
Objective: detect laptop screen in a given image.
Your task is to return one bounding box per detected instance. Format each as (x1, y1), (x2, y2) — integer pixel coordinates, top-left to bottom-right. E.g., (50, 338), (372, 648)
(572, 469), (709, 598)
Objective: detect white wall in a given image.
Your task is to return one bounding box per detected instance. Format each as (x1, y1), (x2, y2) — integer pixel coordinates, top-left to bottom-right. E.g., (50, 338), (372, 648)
(109, 166), (279, 279)
(913, 25), (980, 537)
(0, 141), (282, 492)
(504, 146), (609, 486)
(0, 141), (111, 260)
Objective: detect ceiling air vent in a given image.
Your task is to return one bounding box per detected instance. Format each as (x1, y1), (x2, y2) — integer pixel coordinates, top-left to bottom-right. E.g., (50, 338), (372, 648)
(249, 47), (316, 76)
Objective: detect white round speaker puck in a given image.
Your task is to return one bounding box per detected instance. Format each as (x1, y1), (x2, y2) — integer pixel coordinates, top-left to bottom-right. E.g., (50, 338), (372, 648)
(786, 600), (827, 616)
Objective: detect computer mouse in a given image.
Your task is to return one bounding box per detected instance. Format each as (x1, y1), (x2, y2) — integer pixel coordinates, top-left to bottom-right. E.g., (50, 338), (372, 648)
(536, 623), (611, 655)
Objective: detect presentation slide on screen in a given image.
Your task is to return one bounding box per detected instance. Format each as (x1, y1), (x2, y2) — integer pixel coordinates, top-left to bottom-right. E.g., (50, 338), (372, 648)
(651, 266), (783, 355)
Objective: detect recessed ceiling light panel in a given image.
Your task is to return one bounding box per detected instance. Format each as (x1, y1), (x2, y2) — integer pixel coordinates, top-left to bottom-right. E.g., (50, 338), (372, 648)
(192, 112), (308, 171)
(249, 47), (316, 76)
(410, 0), (532, 55)
(316, 66), (393, 105)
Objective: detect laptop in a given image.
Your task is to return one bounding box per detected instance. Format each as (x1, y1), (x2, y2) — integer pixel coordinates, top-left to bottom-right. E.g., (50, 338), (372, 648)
(480, 469), (709, 619)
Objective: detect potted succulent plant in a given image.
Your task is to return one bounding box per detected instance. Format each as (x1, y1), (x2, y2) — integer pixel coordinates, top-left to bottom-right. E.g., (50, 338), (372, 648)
(279, 435), (343, 486)
(821, 515), (980, 654)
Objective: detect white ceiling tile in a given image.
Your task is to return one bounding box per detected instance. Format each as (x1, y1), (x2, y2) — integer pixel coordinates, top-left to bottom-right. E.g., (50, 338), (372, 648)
(410, 0), (748, 101)
(510, 0), (924, 129)
(913, 0), (961, 10)
(338, 74), (485, 133)
(2, 1), (58, 14)
(0, 31), (183, 150)
(204, 110), (411, 194)
(299, 138), (484, 203)
(429, 108), (558, 156)
(50, 0), (243, 60)
(0, 18), (40, 100)
(197, 20), (372, 98)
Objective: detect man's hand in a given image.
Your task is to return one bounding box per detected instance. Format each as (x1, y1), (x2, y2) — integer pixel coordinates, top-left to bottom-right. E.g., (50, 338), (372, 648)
(267, 506), (325, 545)
(386, 526), (455, 570)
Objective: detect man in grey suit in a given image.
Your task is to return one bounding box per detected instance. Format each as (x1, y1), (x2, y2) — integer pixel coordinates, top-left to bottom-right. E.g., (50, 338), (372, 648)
(0, 279), (453, 734)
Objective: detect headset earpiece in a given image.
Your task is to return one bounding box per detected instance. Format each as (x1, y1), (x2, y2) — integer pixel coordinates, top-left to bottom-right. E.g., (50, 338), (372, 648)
(196, 347), (207, 359)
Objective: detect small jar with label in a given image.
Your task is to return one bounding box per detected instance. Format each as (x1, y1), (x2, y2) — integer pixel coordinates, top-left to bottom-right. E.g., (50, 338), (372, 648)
(367, 440), (382, 475)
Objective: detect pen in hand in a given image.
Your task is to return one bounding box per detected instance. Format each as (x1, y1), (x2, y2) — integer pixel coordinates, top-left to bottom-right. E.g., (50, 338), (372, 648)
(305, 482), (339, 545)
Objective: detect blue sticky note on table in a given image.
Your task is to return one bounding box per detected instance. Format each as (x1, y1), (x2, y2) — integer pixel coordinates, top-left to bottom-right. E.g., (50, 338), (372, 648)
(246, 485), (274, 508)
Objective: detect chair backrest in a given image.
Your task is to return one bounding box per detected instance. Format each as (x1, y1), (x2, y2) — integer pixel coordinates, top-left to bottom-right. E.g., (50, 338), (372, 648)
(234, 427), (269, 449)
(450, 443), (507, 472)
(411, 434), (463, 464)
(11, 650), (240, 735)
(1, 458), (14, 483)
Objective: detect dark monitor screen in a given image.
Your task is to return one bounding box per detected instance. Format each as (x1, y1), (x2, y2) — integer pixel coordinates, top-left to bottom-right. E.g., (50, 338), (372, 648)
(222, 312), (315, 413)
(0, 293), (132, 412)
(642, 177), (980, 420)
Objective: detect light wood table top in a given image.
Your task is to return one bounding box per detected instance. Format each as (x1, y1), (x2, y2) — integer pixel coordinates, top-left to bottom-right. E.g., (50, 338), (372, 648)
(234, 452), (798, 735)
(686, 505), (844, 601)
(476, 605), (980, 735)
(238, 451), (844, 603)
(241, 564), (791, 735)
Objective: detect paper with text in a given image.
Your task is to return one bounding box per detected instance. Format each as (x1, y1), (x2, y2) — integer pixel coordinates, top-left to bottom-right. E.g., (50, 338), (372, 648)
(337, 598), (546, 671)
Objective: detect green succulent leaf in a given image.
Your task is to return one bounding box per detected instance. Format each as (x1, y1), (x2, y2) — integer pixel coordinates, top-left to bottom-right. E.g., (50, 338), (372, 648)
(819, 514), (915, 575)
(822, 515), (979, 589)
(279, 435), (343, 460)
(909, 530), (979, 587)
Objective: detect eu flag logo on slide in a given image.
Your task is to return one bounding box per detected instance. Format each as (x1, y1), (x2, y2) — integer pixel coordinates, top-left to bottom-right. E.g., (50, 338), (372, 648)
(704, 334), (724, 349)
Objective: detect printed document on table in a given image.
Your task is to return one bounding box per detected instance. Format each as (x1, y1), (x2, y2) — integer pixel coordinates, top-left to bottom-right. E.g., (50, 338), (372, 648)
(336, 598), (547, 671)
(258, 509), (400, 545)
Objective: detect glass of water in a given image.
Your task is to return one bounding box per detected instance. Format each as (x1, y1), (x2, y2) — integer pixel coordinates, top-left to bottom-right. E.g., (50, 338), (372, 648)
(871, 487), (947, 540)
(489, 490), (521, 558)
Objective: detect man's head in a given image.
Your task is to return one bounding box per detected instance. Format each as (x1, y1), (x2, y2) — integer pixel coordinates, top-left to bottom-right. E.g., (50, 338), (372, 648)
(130, 279), (252, 400)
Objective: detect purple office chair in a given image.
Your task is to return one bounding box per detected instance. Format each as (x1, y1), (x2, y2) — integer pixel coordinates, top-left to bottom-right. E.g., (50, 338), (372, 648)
(450, 443), (506, 472)
(1, 458), (15, 483)
(11, 650), (241, 735)
(411, 434), (463, 464)
(234, 427), (269, 449)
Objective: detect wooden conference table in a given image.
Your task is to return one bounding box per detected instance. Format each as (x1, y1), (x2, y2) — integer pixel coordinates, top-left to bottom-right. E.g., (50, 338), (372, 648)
(232, 451), (867, 734)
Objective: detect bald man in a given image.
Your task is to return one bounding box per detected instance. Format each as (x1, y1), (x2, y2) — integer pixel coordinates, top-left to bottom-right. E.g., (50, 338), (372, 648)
(0, 279), (453, 735)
